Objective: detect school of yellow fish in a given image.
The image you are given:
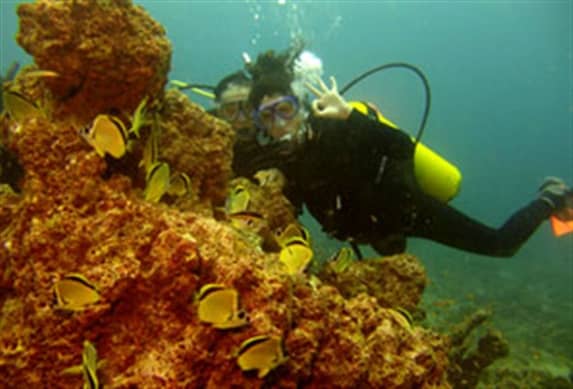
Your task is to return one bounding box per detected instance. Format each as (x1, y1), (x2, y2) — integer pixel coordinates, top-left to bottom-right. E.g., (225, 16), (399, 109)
(3, 76), (416, 381)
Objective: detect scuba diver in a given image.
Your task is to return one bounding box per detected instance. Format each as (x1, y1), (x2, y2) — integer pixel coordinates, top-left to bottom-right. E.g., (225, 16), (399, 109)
(241, 47), (573, 257)
(213, 70), (294, 180)
(213, 70), (253, 133)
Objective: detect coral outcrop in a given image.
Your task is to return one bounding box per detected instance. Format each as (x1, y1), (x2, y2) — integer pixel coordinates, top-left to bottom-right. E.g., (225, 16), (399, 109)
(0, 113), (451, 387)
(318, 253), (428, 312)
(16, 0), (171, 123)
(151, 89), (234, 208)
(229, 175), (297, 236)
(1, 1), (452, 388)
(447, 309), (509, 388)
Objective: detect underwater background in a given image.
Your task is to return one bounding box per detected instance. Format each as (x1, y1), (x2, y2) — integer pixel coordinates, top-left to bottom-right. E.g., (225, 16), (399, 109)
(2, 0), (572, 382)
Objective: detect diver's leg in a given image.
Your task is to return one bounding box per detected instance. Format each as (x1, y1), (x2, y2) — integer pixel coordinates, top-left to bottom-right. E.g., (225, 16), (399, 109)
(409, 197), (552, 257)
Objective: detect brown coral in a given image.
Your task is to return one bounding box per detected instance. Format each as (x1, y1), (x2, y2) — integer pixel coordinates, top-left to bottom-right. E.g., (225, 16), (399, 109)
(318, 253), (428, 312)
(447, 309), (510, 388)
(0, 115), (450, 387)
(224, 175), (298, 251)
(229, 175), (297, 234)
(0, 1), (453, 387)
(16, 0), (171, 123)
(154, 90), (234, 208)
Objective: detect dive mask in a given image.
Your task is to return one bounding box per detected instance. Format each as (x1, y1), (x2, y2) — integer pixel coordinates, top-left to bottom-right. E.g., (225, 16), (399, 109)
(253, 95), (300, 132)
(218, 99), (252, 122)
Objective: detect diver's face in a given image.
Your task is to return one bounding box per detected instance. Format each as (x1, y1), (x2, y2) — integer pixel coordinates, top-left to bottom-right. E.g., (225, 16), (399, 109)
(257, 94), (303, 141)
(218, 85), (253, 130)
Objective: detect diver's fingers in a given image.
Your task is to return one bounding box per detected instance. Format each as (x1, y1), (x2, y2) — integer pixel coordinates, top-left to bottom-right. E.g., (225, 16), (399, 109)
(330, 76), (338, 92)
(311, 99), (324, 115)
(305, 82), (322, 97)
(317, 77), (329, 92)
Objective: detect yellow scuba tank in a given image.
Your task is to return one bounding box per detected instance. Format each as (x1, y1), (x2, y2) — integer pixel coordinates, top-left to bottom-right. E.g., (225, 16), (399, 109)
(349, 101), (462, 202)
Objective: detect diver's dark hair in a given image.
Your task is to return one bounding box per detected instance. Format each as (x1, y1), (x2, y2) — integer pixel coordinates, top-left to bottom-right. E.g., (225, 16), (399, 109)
(246, 43), (305, 108)
(214, 70), (251, 101)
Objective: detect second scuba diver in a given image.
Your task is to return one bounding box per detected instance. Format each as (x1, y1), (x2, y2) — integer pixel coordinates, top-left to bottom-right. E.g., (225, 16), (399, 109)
(236, 48), (573, 257)
(214, 70), (295, 181)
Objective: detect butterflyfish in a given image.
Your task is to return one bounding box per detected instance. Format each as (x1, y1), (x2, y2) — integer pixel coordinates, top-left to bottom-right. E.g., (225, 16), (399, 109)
(167, 172), (192, 197)
(394, 307), (414, 327)
(236, 335), (288, 378)
(330, 247), (354, 273)
(61, 340), (101, 389)
(276, 223), (311, 248)
(2, 89), (42, 124)
(229, 211), (266, 231)
(54, 273), (100, 312)
(253, 168), (286, 190)
(80, 114), (128, 159)
(140, 114), (159, 174)
(197, 284), (249, 330)
(388, 308), (414, 331)
(226, 185), (250, 214)
(144, 161), (170, 203)
(279, 240), (313, 275)
(129, 96), (149, 138)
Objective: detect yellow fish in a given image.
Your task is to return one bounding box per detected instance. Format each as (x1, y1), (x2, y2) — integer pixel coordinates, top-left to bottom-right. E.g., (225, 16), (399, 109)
(53, 273), (100, 312)
(140, 114), (159, 174)
(276, 223), (311, 248)
(144, 161), (170, 203)
(229, 211), (266, 231)
(226, 185), (250, 214)
(2, 89), (42, 124)
(279, 240), (313, 275)
(129, 96), (149, 139)
(80, 114), (128, 159)
(329, 247), (354, 273)
(253, 168), (286, 190)
(388, 307), (414, 331)
(197, 284), (249, 330)
(236, 335), (288, 378)
(167, 172), (192, 197)
(61, 340), (101, 389)
(394, 307), (414, 327)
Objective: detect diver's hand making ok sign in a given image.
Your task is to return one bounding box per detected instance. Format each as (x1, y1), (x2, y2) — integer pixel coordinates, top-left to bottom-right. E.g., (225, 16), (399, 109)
(306, 76), (353, 120)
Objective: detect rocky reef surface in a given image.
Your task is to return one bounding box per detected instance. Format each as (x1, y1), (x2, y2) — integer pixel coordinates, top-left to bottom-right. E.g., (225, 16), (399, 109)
(1, 1), (453, 387)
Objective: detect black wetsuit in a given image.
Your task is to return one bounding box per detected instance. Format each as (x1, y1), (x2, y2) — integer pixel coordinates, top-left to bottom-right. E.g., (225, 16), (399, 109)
(234, 109), (552, 257)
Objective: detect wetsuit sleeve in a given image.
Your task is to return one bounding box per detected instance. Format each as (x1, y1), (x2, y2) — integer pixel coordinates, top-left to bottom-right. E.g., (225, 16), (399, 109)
(410, 196), (553, 257)
(345, 108), (415, 159)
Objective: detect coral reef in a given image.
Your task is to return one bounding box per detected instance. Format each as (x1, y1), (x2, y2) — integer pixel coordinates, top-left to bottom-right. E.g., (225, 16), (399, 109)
(447, 309), (509, 388)
(1, 1), (452, 388)
(318, 253), (428, 312)
(16, 0), (171, 123)
(0, 113), (451, 387)
(150, 89), (234, 208)
(229, 175), (297, 234)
